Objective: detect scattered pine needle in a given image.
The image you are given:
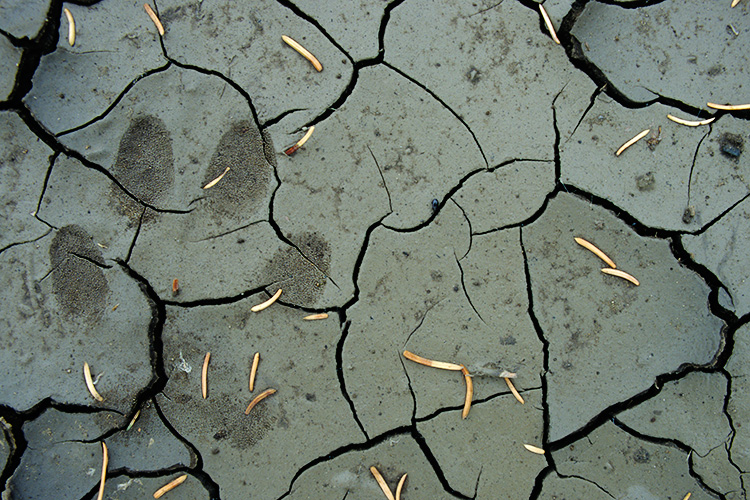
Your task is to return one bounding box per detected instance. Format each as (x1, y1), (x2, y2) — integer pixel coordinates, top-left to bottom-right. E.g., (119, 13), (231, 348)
(303, 313), (328, 320)
(245, 388), (276, 414)
(538, 4), (561, 44)
(615, 129), (650, 156)
(126, 409), (141, 431)
(64, 8), (75, 46)
(144, 3), (165, 36)
(96, 442), (108, 500)
(251, 288), (282, 312)
(249, 352), (260, 392)
(505, 376), (525, 404)
(369, 466), (396, 500)
(281, 35), (323, 71)
(284, 126), (315, 155)
(202, 166), (230, 189)
(731, 0), (740, 7)
(682, 493), (692, 500)
(461, 365), (473, 419)
(402, 350), (463, 371)
(153, 474), (188, 499)
(84, 362), (104, 402)
(574, 237), (617, 268)
(201, 352), (211, 399)
(524, 443), (545, 455)
(666, 114), (715, 127)
(601, 268), (640, 286)
(707, 102), (750, 111)
(395, 473), (407, 500)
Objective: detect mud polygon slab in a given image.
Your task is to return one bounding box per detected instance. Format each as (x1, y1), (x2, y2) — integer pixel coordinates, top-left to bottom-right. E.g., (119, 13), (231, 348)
(158, 298), (364, 500)
(0, 36), (21, 101)
(0, 111), (54, 248)
(0, 418), (13, 474)
(293, 0), (386, 61)
(453, 161), (555, 233)
(618, 372), (731, 455)
(159, 0), (352, 134)
(386, 0), (595, 164)
(107, 400), (193, 472)
(691, 445), (743, 500)
(554, 421), (716, 500)
(725, 324), (750, 472)
(273, 65), (486, 231)
(343, 203), (470, 436)
(37, 155), (139, 261)
(402, 228), (543, 419)
(25, 1), (167, 134)
(571, 0), (749, 106)
(687, 115), (749, 229)
(0, 229), (153, 412)
(560, 98), (710, 230)
(0, 0), (50, 39)
(7, 409), (115, 500)
(538, 474), (612, 500)
(130, 215), (337, 306)
(417, 391), (545, 499)
(683, 195), (750, 317)
(524, 193), (722, 441)
(102, 474), (208, 500)
(285, 435), (461, 499)
(59, 65), (273, 215)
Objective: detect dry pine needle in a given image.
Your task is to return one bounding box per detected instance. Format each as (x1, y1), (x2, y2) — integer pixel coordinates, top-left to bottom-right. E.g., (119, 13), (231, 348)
(601, 268), (640, 286)
(245, 388), (276, 414)
(369, 466), (396, 500)
(402, 350), (463, 371)
(251, 288), (282, 312)
(282, 35), (323, 71)
(153, 474), (188, 499)
(615, 129), (650, 156)
(574, 237), (616, 268)
(84, 362), (104, 402)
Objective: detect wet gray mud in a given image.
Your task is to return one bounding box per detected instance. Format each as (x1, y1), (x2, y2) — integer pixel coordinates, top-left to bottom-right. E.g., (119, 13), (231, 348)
(0, 0), (748, 499)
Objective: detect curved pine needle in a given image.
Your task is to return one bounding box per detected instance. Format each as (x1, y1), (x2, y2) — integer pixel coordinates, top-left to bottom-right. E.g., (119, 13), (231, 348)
(84, 362), (104, 402)
(251, 288), (282, 312)
(461, 365), (473, 419)
(615, 129), (650, 156)
(153, 474), (188, 499)
(244, 388), (276, 414)
(666, 114), (715, 127)
(144, 3), (165, 36)
(601, 268), (640, 286)
(96, 442), (108, 500)
(281, 35), (323, 71)
(574, 237), (617, 268)
(395, 473), (407, 500)
(285, 126), (315, 155)
(64, 8), (75, 46)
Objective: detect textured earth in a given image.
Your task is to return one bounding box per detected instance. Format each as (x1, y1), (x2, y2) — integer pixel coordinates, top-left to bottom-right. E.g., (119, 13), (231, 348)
(0, 0), (749, 499)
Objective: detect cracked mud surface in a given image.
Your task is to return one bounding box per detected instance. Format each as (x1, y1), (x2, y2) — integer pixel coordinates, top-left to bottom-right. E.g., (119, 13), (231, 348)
(0, 0), (748, 499)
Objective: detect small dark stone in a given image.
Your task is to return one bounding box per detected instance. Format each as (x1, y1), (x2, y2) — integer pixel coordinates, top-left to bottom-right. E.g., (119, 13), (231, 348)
(632, 447), (650, 463)
(635, 172), (655, 191)
(719, 133), (743, 161)
(682, 205), (695, 224)
(431, 199), (439, 212)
